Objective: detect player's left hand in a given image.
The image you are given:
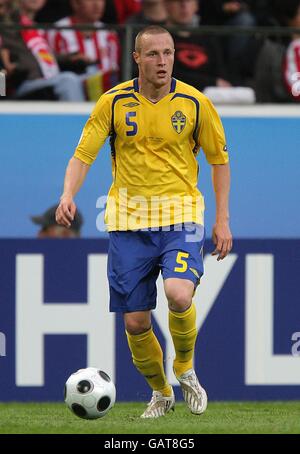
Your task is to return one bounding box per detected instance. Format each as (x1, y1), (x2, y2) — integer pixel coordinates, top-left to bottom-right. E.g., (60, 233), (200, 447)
(212, 222), (233, 261)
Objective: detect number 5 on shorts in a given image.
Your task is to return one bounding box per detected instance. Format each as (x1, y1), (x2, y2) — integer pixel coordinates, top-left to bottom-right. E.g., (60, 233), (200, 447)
(174, 251), (189, 273)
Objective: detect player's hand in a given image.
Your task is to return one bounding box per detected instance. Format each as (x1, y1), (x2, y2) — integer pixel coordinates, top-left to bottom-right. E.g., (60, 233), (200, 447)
(56, 195), (77, 228)
(212, 221), (233, 261)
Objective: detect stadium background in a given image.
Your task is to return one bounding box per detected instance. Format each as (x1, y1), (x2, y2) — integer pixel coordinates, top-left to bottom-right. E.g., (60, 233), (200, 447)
(0, 0), (300, 415)
(0, 103), (299, 403)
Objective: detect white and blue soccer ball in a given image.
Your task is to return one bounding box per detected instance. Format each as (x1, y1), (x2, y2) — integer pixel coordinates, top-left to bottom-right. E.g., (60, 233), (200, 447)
(64, 367), (116, 420)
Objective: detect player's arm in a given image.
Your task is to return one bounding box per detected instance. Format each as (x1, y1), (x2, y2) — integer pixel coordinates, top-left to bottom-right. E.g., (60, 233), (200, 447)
(211, 163), (232, 261)
(198, 96), (232, 260)
(56, 157), (90, 228)
(56, 94), (112, 228)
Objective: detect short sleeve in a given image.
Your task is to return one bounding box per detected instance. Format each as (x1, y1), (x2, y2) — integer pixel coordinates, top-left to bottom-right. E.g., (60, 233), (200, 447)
(198, 97), (229, 165)
(74, 93), (112, 165)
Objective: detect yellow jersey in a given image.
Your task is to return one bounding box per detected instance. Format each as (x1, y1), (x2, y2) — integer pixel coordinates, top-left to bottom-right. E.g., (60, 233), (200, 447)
(74, 78), (228, 231)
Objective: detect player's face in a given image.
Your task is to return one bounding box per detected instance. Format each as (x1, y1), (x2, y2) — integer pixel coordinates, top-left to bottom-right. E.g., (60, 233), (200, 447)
(134, 33), (175, 88)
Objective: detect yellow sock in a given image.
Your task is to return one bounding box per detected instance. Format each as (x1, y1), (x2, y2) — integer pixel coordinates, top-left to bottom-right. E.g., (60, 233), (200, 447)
(126, 328), (172, 397)
(169, 303), (197, 378)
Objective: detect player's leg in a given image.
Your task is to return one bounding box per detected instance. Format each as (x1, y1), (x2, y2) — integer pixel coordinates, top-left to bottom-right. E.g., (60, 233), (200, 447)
(160, 224), (207, 414)
(108, 230), (174, 418)
(124, 310), (175, 419)
(164, 277), (207, 414)
(164, 277), (196, 377)
(124, 310), (173, 394)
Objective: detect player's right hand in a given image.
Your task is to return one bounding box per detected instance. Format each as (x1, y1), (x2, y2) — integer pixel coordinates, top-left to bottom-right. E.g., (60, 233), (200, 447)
(55, 195), (77, 228)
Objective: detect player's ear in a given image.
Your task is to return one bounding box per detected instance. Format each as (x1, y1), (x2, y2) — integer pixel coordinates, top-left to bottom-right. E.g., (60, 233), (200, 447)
(133, 51), (139, 65)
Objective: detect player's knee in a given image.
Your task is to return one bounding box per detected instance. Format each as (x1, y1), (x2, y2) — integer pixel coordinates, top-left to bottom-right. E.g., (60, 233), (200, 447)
(125, 319), (151, 335)
(167, 289), (192, 312)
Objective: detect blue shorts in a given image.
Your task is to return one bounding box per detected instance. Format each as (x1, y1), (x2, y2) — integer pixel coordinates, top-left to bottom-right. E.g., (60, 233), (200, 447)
(107, 223), (205, 313)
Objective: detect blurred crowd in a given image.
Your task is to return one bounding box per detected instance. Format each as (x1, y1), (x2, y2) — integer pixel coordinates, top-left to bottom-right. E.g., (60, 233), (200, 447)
(0, 0), (299, 102)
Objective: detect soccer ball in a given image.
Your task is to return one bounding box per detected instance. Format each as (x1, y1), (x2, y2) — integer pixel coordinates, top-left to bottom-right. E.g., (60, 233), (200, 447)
(64, 367), (116, 420)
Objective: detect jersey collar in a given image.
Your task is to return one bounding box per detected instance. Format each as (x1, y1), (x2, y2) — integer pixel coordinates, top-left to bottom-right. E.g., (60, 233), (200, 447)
(133, 77), (177, 93)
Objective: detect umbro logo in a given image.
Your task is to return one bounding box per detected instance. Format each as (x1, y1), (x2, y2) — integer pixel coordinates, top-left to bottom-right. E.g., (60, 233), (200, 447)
(123, 102), (140, 107)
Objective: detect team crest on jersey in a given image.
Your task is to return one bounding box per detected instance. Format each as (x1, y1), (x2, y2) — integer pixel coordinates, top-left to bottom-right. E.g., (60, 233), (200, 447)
(171, 111), (186, 134)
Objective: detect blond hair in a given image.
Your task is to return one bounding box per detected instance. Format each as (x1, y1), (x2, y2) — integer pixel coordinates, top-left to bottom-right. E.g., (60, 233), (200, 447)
(135, 25), (174, 52)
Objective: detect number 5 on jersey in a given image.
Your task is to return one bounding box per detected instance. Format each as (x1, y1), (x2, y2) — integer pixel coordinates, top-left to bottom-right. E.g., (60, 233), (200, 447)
(174, 251), (189, 273)
(126, 112), (137, 136)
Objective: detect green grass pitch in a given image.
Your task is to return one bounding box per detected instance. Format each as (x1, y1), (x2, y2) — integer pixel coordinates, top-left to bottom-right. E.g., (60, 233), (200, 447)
(0, 402), (300, 434)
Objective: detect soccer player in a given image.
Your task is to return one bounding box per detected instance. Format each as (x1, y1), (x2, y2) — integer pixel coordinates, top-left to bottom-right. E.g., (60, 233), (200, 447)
(56, 25), (232, 418)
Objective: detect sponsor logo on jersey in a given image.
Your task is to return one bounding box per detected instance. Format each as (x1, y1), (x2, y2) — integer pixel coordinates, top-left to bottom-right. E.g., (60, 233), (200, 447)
(123, 102), (140, 107)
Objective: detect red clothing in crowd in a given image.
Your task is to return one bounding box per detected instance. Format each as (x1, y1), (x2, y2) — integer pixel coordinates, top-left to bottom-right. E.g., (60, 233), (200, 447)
(48, 16), (119, 76)
(103, 0), (141, 23)
(284, 38), (300, 101)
